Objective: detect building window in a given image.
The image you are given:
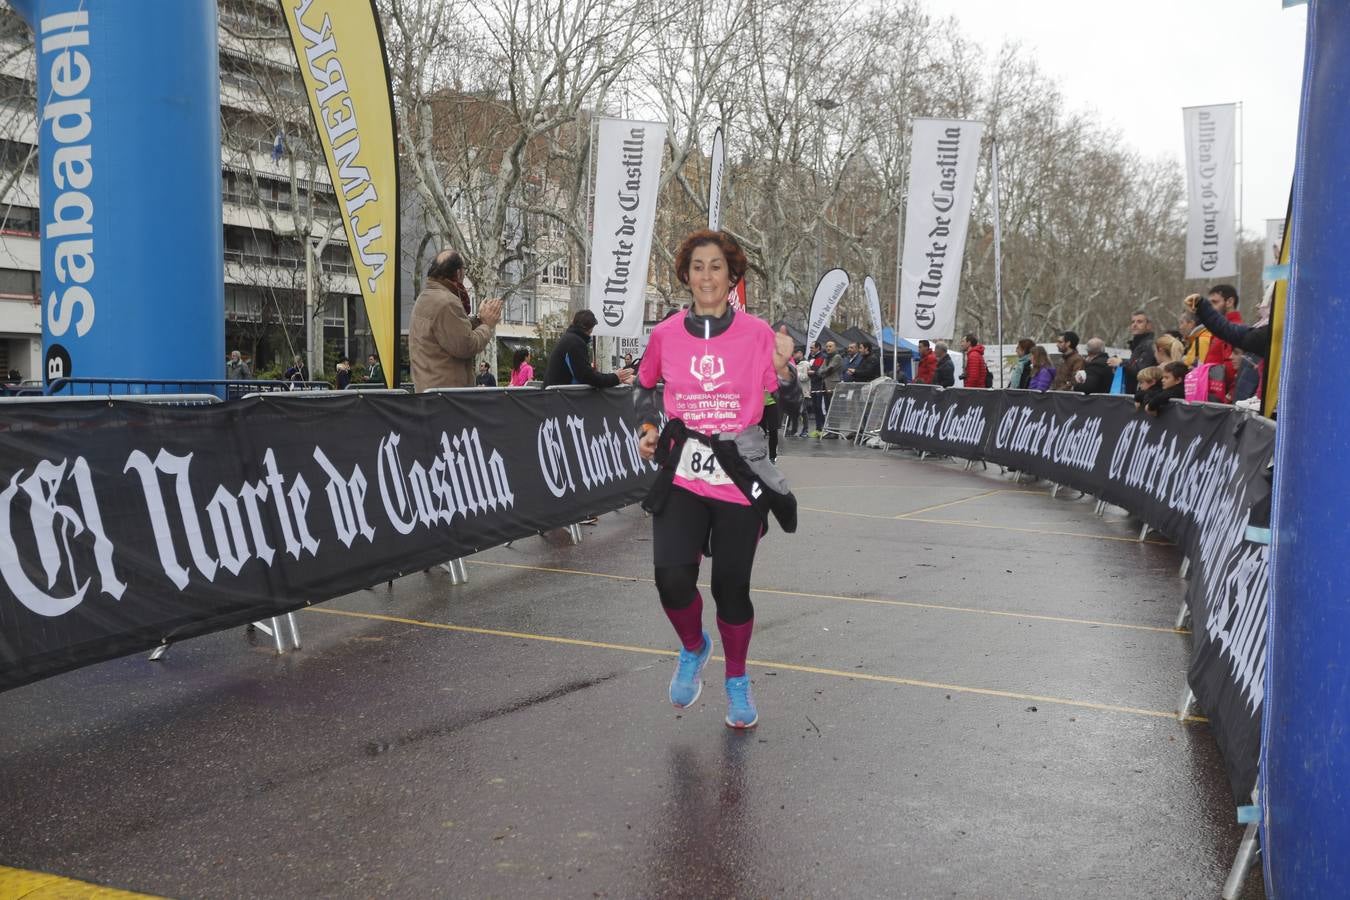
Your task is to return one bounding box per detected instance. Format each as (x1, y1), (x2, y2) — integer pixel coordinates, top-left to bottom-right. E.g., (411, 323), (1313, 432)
(0, 267), (37, 298)
(0, 205), (38, 236)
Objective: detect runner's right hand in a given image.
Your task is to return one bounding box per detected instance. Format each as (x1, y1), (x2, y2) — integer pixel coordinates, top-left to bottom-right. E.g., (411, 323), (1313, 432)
(638, 428), (657, 460)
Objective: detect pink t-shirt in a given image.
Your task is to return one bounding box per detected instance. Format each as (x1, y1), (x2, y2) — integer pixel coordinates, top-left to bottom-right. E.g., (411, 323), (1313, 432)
(639, 310), (780, 504)
(510, 363), (534, 386)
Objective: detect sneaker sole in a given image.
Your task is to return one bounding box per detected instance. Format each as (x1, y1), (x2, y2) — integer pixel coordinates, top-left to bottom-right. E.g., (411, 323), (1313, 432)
(725, 713), (759, 729)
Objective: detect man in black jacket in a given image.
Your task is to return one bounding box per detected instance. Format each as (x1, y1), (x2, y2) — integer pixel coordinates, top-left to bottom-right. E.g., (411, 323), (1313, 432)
(850, 342), (881, 382)
(1108, 310), (1156, 394)
(1076, 338), (1114, 394)
(542, 309), (634, 388)
(933, 342), (956, 387)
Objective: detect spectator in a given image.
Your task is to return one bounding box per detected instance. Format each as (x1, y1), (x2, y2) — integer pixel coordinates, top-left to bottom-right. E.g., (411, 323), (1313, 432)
(366, 353), (384, 385)
(1145, 361), (1189, 416)
(1107, 310), (1156, 394)
(1204, 283), (1244, 401)
(283, 354), (307, 383)
(934, 341), (956, 387)
(1153, 333), (1185, 367)
(1134, 365), (1163, 409)
(475, 361), (497, 387)
(782, 349), (806, 437)
(1180, 309), (1212, 367)
(1075, 338), (1113, 394)
(914, 339), (937, 384)
(1234, 351), (1262, 403)
(794, 348), (812, 437)
(839, 342), (859, 382)
(1048, 331), (1084, 392)
(510, 347), (534, 386)
(623, 352), (635, 370)
(409, 249), (503, 391)
(852, 341), (881, 382)
(542, 309), (633, 388)
(335, 356), (352, 389)
(1028, 345), (1055, 391)
(1010, 338), (1035, 389)
(959, 333), (988, 388)
(1187, 292), (1274, 403)
(226, 349), (252, 380)
(813, 339), (842, 435)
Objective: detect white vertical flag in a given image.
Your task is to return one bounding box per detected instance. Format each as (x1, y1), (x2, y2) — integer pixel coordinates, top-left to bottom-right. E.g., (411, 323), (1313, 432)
(708, 127), (725, 232)
(1183, 104), (1237, 279)
(806, 268), (850, 348)
(589, 118), (667, 338)
(898, 118), (984, 341)
(863, 275), (883, 336)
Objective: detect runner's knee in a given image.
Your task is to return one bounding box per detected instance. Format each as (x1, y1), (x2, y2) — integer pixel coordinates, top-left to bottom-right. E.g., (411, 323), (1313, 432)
(710, 573), (753, 624)
(654, 564), (700, 609)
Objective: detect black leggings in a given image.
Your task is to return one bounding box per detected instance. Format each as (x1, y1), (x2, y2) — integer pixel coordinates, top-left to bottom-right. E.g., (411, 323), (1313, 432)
(652, 486), (762, 625)
(760, 403), (780, 460)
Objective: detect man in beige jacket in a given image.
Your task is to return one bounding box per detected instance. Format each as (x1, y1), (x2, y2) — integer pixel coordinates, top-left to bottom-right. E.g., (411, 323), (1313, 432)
(409, 250), (503, 391)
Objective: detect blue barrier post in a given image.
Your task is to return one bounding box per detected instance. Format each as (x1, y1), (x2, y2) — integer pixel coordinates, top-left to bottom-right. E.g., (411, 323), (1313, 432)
(6, 0), (224, 388)
(1263, 1), (1350, 896)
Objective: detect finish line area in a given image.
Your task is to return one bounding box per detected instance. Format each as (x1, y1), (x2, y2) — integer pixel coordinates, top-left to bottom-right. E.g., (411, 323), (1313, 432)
(0, 445), (1256, 898)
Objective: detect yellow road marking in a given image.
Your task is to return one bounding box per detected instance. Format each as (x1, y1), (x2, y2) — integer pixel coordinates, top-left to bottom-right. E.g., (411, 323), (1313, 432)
(798, 504), (1172, 545)
(895, 488), (1006, 518)
(468, 560), (1188, 636)
(307, 607), (1207, 724)
(0, 865), (156, 898)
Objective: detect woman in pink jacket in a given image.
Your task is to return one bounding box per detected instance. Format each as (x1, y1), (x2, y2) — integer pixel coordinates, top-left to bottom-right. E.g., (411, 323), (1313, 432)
(635, 230), (797, 730)
(509, 347), (534, 386)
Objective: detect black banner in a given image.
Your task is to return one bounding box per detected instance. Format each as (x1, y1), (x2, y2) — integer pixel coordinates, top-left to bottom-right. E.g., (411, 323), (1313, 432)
(0, 388), (655, 692)
(882, 386), (1273, 803)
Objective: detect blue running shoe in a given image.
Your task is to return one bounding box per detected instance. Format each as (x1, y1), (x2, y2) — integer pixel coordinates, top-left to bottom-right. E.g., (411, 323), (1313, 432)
(669, 632), (713, 708)
(724, 675), (759, 729)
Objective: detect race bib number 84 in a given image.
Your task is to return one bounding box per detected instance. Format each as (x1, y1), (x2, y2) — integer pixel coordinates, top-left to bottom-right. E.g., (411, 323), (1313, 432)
(675, 441), (733, 486)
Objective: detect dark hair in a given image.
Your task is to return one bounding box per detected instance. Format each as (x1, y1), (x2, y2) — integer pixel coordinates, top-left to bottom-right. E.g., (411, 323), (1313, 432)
(918, 339), (931, 349)
(1163, 361), (1189, 381)
(860, 342), (872, 354)
(1208, 283), (1239, 308)
(1030, 345), (1051, 371)
(427, 250), (464, 280)
(512, 346), (531, 370)
(674, 229), (748, 287)
(1016, 338), (1035, 355)
(571, 309), (598, 332)
(1059, 330), (1079, 349)
(964, 332), (979, 345)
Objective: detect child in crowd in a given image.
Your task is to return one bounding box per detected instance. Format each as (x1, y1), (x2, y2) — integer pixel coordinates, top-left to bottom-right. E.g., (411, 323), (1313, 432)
(1134, 365), (1163, 409)
(1145, 362), (1189, 416)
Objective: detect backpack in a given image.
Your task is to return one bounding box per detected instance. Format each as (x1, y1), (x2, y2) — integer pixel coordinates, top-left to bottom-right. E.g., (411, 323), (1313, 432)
(1184, 363), (1220, 402)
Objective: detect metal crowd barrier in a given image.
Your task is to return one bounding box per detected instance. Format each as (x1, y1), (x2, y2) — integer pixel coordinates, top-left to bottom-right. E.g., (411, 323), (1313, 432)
(47, 377), (334, 401)
(857, 380), (898, 446)
(823, 379), (890, 439)
(0, 392), (224, 407)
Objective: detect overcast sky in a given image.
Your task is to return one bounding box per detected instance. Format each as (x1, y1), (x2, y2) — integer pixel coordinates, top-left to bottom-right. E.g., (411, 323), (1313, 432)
(928, 0), (1307, 234)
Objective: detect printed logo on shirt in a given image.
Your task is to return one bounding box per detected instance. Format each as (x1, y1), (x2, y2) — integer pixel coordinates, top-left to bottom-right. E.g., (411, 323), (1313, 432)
(689, 353), (727, 391)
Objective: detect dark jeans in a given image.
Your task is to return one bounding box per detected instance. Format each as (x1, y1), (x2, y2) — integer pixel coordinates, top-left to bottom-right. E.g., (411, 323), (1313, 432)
(813, 390), (832, 430)
(781, 398), (802, 435)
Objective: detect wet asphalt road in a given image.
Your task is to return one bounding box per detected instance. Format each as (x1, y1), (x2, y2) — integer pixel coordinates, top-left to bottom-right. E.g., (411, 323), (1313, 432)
(0, 440), (1263, 898)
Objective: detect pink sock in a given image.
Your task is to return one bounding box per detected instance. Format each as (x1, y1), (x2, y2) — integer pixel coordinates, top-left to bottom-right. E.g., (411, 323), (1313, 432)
(717, 616), (754, 678)
(664, 592), (705, 652)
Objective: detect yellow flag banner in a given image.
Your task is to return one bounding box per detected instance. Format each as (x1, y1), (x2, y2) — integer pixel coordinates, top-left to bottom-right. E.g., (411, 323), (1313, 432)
(1264, 201), (1291, 418)
(279, 0), (400, 387)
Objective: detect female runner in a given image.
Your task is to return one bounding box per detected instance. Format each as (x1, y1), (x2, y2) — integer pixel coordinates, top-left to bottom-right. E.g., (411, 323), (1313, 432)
(635, 230), (798, 729)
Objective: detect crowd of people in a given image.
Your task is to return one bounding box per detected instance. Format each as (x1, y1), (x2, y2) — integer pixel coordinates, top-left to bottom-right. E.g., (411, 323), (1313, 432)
(901, 282), (1271, 414)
